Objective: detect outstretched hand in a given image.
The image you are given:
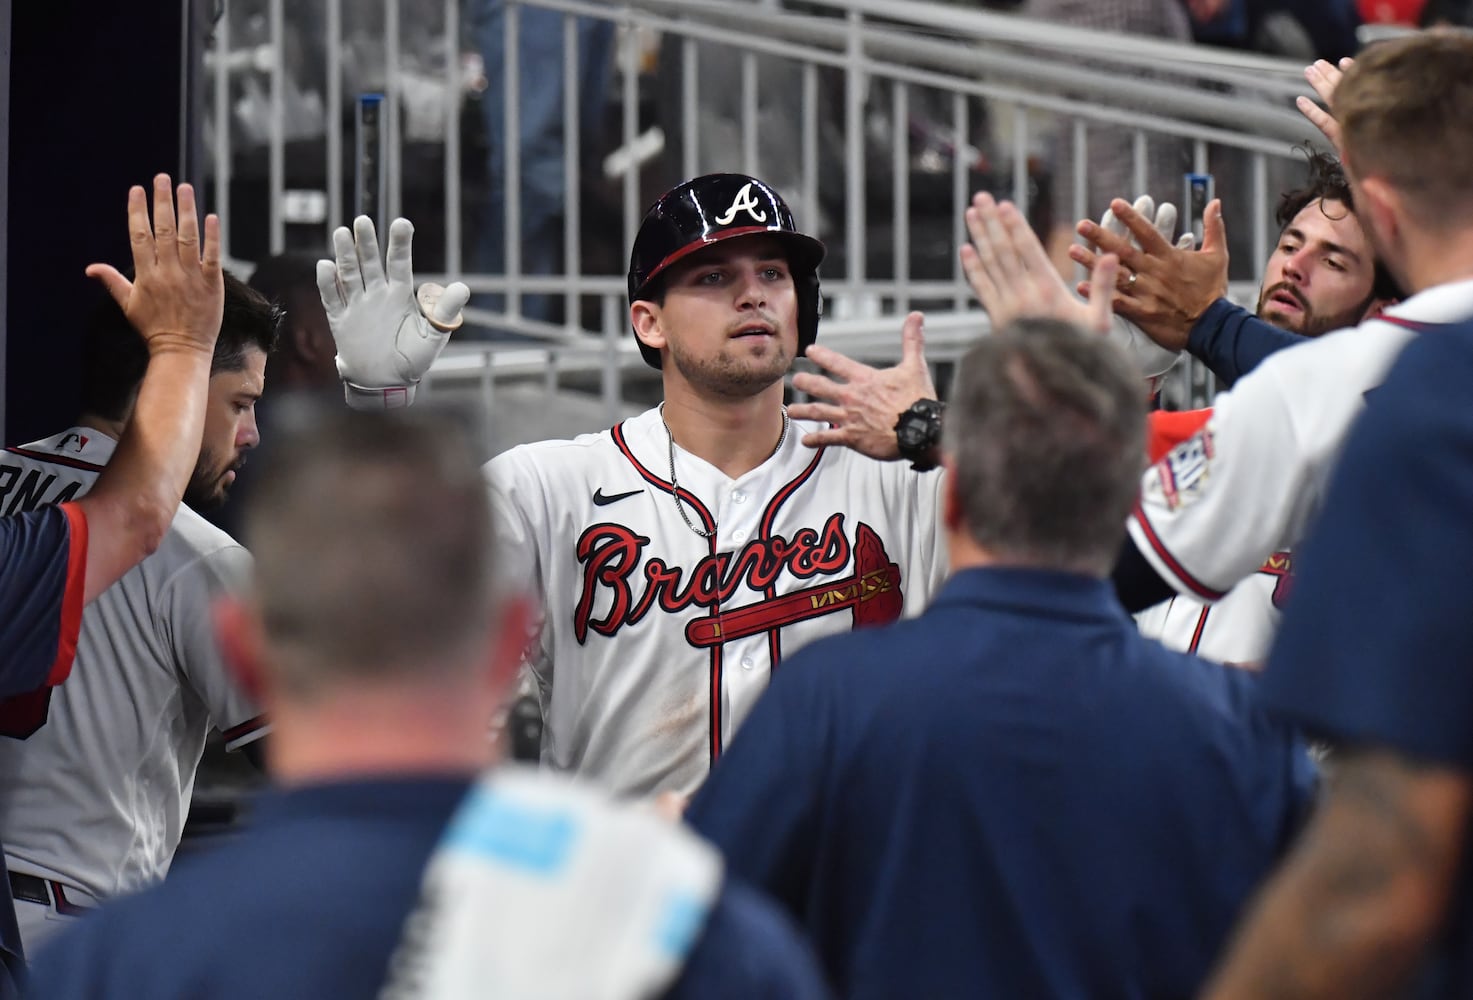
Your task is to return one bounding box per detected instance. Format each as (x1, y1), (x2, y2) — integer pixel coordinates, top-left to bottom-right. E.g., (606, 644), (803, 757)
(1071, 196), (1229, 352)
(788, 312), (935, 459)
(316, 216), (470, 408)
(961, 192), (1119, 335)
(1298, 57), (1353, 158)
(86, 174), (224, 360)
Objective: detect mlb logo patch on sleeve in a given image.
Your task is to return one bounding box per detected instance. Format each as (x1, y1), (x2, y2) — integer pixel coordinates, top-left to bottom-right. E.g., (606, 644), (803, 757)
(1151, 430), (1215, 510)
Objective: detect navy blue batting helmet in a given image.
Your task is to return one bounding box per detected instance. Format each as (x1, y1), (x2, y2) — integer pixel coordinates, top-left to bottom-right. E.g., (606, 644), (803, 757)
(627, 174), (825, 369)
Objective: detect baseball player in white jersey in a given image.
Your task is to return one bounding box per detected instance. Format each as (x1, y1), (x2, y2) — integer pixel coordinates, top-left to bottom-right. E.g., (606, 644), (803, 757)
(784, 162), (1472, 651)
(0, 276), (273, 951)
(318, 174), (950, 797)
(1122, 150), (1397, 664)
(957, 185), (1473, 620)
(1124, 286), (1473, 608)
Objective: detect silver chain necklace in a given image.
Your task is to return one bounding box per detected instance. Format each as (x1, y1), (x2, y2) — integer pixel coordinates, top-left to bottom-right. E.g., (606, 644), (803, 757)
(659, 402), (790, 539)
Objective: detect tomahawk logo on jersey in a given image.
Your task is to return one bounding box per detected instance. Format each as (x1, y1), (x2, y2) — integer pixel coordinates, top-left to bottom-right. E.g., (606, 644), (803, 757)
(489, 409), (946, 798)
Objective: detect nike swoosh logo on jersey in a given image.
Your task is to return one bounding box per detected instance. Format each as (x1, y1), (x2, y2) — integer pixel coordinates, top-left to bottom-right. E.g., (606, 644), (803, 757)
(592, 488), (643, 506)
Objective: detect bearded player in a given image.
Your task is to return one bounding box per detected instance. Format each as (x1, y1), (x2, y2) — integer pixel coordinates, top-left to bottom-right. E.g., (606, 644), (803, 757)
(0, 275), (274, 952)
(1128, 151), (1400, 664)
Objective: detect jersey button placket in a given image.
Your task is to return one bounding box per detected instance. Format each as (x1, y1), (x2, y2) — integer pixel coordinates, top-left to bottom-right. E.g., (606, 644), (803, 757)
(718, 484), (757, 551)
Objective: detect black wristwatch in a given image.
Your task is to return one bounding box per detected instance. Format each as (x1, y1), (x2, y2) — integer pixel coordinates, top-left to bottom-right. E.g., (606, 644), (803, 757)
(894, 398), (945, 472)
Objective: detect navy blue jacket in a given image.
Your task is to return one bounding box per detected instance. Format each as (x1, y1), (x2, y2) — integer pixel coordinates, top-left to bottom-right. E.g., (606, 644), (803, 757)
(27, 777), (831, 1000)
(1264, 317), (1473, 996)
(0, 503), (87, 997)
(690, 567), (1316, 999)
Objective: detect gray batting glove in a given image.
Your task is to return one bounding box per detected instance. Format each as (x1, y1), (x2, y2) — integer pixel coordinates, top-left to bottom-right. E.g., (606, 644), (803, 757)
(316, 216), (470, 410)
(1097, 195), (1191, 386)
(1099, 195), (1196, 252)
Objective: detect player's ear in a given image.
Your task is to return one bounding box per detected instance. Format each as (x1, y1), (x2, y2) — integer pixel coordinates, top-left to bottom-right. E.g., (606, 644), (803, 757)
(213, 596), (267, 704)
(941, 454), (965, 534)
(630, 301), (668, 356)
(1361, 296), (1398, 322)
(1356, 175), (1402, 247)
(292, 320), (329, 364)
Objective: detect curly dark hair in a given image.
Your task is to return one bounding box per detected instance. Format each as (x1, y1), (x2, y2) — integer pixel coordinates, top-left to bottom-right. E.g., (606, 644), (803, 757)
(1275, 148), (1402, 302)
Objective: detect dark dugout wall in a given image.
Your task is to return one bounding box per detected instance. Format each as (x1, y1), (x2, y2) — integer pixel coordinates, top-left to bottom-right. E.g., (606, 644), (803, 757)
(5, 0), (208, 446)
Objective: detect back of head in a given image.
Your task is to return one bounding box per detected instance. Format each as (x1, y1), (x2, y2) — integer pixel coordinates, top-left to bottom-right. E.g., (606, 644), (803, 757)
(247, 252), (321, 311)
(944, 319), (1147, 576)
(81, 271), (280, 421)
(243, 403), (498, 698)
(249, 252), (335, 390)
(1333, 30), (1473, 232)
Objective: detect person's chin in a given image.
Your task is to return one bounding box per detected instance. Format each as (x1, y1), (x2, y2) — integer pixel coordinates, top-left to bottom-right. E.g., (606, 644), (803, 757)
(1261, 309), (1304, 335)
(184, 487), (228, 511)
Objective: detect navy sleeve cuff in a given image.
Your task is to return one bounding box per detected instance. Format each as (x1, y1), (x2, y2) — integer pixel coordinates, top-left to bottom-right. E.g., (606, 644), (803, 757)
(1186, 298), (1306, 388)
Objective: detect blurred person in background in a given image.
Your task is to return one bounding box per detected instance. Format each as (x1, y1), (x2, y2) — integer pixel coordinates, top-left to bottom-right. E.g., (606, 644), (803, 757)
(466, 0), (614, 332)
(1023, 0), (1196, 275)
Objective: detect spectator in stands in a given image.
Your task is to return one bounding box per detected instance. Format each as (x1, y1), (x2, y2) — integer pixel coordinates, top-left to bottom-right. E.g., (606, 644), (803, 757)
(466, 0), (614, 332)
(1190, 0), (1361, 61)
(1024, 0), (1196, 275)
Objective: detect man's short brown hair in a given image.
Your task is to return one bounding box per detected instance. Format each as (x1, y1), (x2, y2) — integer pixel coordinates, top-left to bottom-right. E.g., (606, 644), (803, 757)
(1334, 31), (1473, 231)
(244, 403), (499, 698)
(943, 319), (1147, 577)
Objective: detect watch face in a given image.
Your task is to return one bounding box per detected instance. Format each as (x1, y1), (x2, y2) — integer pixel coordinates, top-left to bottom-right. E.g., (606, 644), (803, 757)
(898, 418), (926, 451)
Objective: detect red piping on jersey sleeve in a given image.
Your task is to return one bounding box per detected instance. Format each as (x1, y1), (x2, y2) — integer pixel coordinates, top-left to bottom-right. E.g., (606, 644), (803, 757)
(1131, 501), (1227, 602)
(47, 502), (89, 687)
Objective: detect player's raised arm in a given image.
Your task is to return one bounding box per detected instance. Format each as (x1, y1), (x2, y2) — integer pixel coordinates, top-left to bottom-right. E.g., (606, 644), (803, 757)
(962, 192), (1120, 335)
(315, 216), (470, 409)
(76, 175), (223, 603)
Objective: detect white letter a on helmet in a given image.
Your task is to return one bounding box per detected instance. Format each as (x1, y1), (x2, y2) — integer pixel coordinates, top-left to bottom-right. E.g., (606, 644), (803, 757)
(713, 183), (768, 226)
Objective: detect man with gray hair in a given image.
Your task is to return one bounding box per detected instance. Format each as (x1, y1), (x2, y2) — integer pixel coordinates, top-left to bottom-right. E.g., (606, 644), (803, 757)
(687, 318), (1315, 998)
(25, 404), (830, 999)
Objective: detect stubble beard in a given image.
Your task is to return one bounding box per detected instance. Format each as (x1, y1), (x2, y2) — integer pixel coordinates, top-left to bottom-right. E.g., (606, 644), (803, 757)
(669, 339), (793, 398)
(1257, 282), (1375, 338)
(183, 447), (231, 511)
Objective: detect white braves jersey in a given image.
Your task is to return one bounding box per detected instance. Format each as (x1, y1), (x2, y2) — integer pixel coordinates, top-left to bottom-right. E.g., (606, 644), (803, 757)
(486, 406), (948, 796)
(1135, 551), (1292, 665)
(1129, 279), (1473, 602)
(0, 427), (266, 903)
